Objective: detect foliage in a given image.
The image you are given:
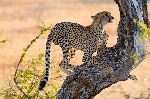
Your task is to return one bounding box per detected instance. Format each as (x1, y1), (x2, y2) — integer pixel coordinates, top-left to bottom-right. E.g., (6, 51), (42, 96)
(0, 23), (63, 98)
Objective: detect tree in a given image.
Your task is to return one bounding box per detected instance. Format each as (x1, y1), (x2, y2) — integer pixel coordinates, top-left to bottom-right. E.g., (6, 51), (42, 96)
(56, 0), (149, 98)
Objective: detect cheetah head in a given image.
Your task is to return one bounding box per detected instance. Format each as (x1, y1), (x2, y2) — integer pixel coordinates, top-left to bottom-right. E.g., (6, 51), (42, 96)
(91, 11), (114, 26)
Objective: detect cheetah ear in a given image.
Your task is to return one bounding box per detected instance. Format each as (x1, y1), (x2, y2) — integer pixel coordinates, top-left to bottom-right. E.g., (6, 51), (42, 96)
(91, 16), (96, 20)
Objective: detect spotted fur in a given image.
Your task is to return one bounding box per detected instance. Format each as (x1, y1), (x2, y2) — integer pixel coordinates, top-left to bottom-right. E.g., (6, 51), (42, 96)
(38, 11), (114, 90)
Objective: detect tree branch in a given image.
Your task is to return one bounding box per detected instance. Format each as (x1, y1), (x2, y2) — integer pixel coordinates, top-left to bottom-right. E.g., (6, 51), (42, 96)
(56, 0), (148, 98)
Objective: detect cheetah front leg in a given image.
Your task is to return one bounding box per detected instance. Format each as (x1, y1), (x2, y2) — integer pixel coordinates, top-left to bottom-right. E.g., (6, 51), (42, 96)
(70, 48), (76, 58)
(97, 45), (107, 55)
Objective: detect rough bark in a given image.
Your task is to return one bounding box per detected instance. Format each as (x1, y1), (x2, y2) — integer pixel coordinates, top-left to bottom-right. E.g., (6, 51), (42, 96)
(56, 0), (148, 98)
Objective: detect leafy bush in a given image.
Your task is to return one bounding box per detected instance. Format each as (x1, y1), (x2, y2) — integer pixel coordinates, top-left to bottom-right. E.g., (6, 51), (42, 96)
(0, 23), (63, 99)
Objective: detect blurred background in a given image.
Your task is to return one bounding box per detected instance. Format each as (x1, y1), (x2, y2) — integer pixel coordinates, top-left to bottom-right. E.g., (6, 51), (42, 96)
(0, 0), (150, 98)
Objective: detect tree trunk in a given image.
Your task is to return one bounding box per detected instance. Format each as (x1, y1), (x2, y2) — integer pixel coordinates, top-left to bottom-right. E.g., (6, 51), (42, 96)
(56, 0), (148, 98)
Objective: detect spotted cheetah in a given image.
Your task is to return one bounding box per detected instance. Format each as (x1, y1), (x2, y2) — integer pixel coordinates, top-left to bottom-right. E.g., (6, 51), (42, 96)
(38, 11), (114, 90)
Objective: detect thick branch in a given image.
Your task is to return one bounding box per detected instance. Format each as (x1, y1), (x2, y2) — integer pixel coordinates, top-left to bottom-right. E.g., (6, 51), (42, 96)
(56, 0), (148, 98)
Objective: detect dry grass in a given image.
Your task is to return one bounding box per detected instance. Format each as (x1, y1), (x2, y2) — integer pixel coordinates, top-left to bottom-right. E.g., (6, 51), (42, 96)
(0, 0), (150, 98)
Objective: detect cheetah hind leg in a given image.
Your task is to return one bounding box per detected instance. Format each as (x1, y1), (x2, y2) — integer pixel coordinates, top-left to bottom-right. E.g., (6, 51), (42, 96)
(59, 46), (75, 75)
(67, 48), (76, 71)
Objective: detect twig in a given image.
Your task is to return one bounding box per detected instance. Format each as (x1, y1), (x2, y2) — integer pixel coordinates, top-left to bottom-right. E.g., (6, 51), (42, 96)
(13, 32), (43, 98)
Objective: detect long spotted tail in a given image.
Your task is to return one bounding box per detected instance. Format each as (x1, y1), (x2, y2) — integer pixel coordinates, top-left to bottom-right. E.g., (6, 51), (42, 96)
(38, 34), (52, 91)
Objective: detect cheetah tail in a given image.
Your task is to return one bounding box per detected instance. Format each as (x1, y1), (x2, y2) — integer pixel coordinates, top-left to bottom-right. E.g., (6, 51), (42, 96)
(38, 34), (53, 91)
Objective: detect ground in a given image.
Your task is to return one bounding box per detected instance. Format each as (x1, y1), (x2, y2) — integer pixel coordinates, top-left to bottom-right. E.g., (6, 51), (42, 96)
(0, 0), (150, 98)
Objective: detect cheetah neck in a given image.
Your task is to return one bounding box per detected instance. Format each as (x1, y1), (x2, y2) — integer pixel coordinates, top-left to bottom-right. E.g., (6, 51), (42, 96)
(90, 23), (105, 36)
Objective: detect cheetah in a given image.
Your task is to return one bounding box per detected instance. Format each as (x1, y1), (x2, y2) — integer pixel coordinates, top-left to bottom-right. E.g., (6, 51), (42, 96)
(38, 11), (114, 90)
